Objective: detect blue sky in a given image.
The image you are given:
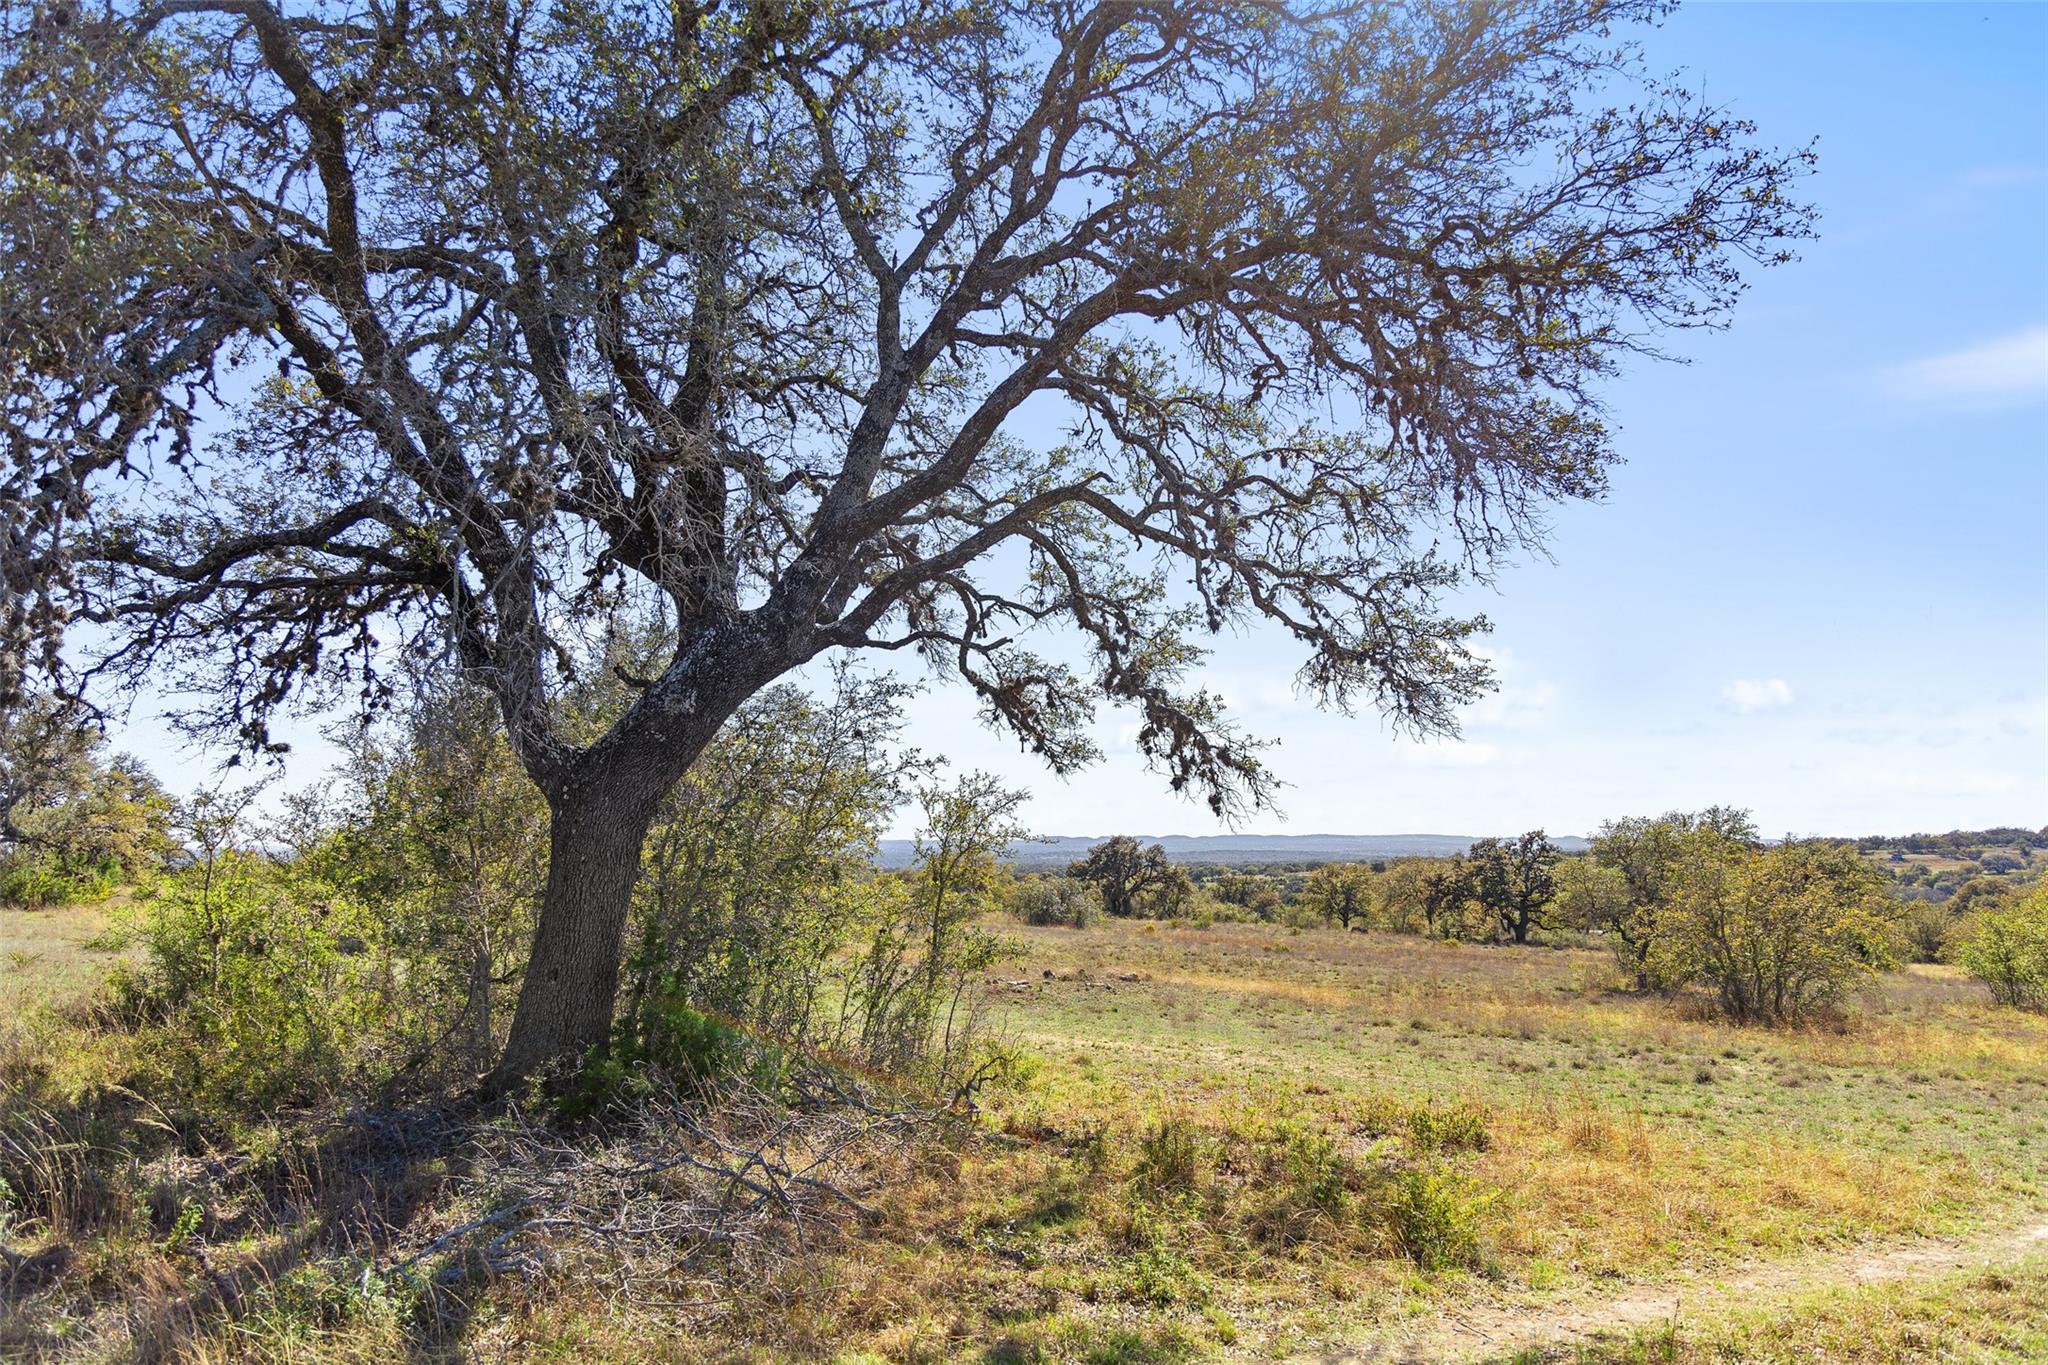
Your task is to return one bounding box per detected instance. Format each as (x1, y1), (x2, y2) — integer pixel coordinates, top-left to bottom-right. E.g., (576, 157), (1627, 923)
(107, 1), (2048, 841)
(874, 1), (2048, 839)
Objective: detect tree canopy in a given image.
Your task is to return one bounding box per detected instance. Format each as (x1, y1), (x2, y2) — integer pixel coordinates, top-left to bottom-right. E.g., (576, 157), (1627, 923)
(1068, 835), (1177, 918)
(1467, 828), (1560, 943)
(0, 0), (1812, 1077)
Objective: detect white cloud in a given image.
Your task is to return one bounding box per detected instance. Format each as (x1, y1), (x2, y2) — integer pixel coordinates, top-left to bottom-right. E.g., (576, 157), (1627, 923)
(1722, 678), (1795, 713)
(1461, 646), (1559, 730)
(1887, 326), (2048, 405)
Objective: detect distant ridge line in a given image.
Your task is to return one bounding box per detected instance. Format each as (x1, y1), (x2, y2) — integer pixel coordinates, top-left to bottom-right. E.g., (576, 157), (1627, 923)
(874, 831), (1590, 870)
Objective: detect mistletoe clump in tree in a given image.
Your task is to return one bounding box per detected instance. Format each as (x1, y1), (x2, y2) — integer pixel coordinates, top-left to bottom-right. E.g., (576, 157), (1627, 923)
(0, 0), (1812, 1083)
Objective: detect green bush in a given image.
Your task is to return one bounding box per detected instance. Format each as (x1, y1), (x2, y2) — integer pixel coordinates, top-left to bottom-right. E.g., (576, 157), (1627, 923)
(1384, 1168), (1492, 1271)
(568, 996), (792, 1117)
(1901, 901), (1955, 964)
(1662, 837), (1900, 1024)
(1959, 885), (2048, 1012)
(1279, 1127), (1352, 1216)
(1015, 878), (1098, 928)
(1133, 1117), (1205, 1194)
(114, 850), (385, 1108)
(1407, 1102), (1492, 1155)
(0, 854), (120, 909)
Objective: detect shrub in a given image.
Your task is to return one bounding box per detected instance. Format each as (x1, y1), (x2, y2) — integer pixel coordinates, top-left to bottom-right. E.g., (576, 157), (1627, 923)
(1958, 885), (2048, 1011)
(625, 676), (917, 1058)
(1016, 878), (1099, 928)
(1274, 1126), (1353, 1220)
(1663, 838), (1899, 1024)
(1133, 1117), (1205, 1194)
(115, 848), (386, 1108)
(0, 854), (120, 909)
(1384, 1168), (1492, 1271)
(1407, 1101), (1492, 1154)
(1901, 901), (1955, 964)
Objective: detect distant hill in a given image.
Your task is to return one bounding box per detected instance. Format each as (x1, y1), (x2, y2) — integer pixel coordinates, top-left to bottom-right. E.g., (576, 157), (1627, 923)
(875, 832), (1590, 870)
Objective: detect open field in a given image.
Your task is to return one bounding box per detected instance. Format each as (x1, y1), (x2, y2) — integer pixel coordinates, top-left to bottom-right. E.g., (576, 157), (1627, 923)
(457, 920), (2047, 1361)
(5, 911), (2045, 1361)
(0, 904), (123, 1021)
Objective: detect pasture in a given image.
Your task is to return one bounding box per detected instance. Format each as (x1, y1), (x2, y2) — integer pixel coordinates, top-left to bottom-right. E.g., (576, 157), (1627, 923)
(5, 908), (2045, 1361)
(470, 919), (2048, 1361)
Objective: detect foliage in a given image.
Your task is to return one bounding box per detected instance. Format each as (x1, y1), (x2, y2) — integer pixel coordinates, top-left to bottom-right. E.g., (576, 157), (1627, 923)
(1376, 856), (1484, 939)
(1405, 1102), (1493, 1155)
(1210, 871), (1284, 920)
(1957, 884), (2048, 1012)
(624, 674), (918, 1057)
(1551, 856), (1632, 936)
(317, 685), (550, 1083)
(831, 772), (1025, 1080)
(1301, 862), (1376, 930)
(1900, 901), (1957, 965)
(1013, 876), (1100, 929)
(1070, 837), (1181, 919)
(0, 696), (172, 907)
(1857, 827), (2048, 855)
(616, 683), (1025, 1091)
(1133, 1117), (1206, 1195)
(108, 675), (1018, 1108)
(1662, 838), (1900, 1024)
(112, 793), (386, 1107)
(1467, 830), (1563, 944)
(1385, 1168), (1493, 1272)
(1592, 807), (1760, 989)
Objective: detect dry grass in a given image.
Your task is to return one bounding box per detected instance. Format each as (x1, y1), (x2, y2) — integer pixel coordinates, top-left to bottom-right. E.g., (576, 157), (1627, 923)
(5, 915), (2045, 1362)
(0, 903), (126, 1021)
(1550, 1255), (2048, 1364)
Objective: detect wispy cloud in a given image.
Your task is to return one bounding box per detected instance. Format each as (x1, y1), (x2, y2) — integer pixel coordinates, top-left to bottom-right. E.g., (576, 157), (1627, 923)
(1887, 326), (2048, 406)
(1722, 678), (1795, 714)
(1462, 646), (1559, 730)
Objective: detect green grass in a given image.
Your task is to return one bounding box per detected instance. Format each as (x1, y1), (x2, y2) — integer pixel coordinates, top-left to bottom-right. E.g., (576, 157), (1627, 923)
(929, 920), (2048, 1355)
(6, 913), (2045, 1362)
(0, 901), (126, 1020)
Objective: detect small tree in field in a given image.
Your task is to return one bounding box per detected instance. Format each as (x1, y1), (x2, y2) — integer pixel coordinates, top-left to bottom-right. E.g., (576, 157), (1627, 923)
(1302, 862), (1374, 930)
(1467, 830), (1562, 944)
(1958, 884), (2048, 1012)
(1069, 836), (1177, 919)
(1664, 838), (1898, 1024)
(1376, 856), (1477, 939)
(1592, 807), (1759, 988)
(1, 0), (1811, 1082)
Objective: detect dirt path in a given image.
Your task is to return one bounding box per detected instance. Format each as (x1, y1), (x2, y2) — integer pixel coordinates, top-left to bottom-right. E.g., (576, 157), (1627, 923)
(1296, 1214), (2048, 1363)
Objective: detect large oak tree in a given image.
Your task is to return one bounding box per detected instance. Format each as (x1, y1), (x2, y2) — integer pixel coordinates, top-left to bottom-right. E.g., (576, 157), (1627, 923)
(0, 0), (1810, 1083)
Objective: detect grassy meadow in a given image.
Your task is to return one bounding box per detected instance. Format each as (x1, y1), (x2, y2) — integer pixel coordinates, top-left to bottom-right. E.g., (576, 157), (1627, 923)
(11, 904), (2035, 1363)
(780, 920), (2048, 1362)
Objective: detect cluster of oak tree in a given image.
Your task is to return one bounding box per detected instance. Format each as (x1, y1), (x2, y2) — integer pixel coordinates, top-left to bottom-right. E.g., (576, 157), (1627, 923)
(1051, 811), (2048, 1024)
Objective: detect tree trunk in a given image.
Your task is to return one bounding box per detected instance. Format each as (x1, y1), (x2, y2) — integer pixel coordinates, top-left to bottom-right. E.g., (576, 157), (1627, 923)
(481, 624), (796, 1093)
(487, 779), (663, 1091)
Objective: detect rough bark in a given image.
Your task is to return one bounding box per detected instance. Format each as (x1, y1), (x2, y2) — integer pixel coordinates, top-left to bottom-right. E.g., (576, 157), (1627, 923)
(489, 778), (665, 1090)
(488, 632), (791, 1089)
